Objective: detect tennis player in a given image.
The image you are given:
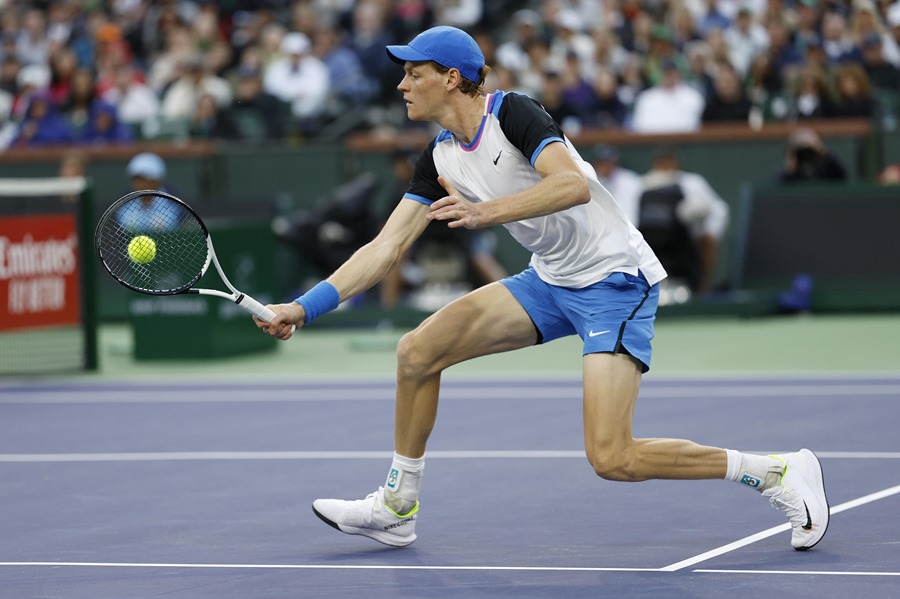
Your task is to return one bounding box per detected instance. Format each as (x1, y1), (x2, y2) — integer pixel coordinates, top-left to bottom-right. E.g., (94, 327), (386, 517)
(256, 26), (829, 551)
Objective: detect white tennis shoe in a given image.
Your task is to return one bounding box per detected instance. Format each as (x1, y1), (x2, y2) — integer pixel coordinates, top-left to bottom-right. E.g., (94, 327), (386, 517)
(764, 449), (830, 550)
(312, 486), (418, 547)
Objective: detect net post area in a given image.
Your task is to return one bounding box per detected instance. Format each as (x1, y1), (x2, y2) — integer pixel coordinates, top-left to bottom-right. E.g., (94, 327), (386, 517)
(0, 177), (97, 375)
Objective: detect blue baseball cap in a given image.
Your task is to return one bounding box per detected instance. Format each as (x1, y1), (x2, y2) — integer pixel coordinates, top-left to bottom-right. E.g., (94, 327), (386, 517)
(127, 152), (166, 180)
(386, 26), (485, 83)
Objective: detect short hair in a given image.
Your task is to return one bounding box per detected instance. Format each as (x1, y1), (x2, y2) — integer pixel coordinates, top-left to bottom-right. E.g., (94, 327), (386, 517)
(427, 61), (492, 97)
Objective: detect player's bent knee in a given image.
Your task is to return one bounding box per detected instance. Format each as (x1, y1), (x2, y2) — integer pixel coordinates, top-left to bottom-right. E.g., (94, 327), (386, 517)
(396, 329), (440, 380)
(586, 446), (641, 482)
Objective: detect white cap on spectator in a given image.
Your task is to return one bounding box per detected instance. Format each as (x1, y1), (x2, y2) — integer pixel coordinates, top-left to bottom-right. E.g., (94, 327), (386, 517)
(281, 32), (311, 55)
(887, 2), (900, 27)
(16, 64), (50, 90)
(127, 153), (166, 180)
(556, 9), (582, 32)
(513, 9), (541, 28)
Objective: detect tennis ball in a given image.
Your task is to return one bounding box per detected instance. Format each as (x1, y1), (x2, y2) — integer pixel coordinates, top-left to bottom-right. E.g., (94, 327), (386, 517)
(128, 235), (157, 264)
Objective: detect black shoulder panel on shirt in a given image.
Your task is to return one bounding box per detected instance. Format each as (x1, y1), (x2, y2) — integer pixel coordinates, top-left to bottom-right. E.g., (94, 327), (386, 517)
(497, 92), (566, 165)
(404, 137), (446, 203)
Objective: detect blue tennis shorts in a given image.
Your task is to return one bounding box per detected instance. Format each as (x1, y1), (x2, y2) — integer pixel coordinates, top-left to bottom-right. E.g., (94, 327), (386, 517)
(500, 268), (660, 373)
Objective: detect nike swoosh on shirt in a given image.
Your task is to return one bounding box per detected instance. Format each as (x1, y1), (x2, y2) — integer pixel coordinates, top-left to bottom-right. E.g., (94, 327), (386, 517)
(493, 151), (502, 165)
(588, 330), (610, 337)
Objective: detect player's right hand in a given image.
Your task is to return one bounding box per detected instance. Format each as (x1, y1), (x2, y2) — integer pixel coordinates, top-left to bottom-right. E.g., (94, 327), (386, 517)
(254, 302), (304, 340)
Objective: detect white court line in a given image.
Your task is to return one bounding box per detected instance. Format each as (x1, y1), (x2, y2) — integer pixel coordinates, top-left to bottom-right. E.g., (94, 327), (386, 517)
(0, 562), (897, 577)
(2, 384), (899, 404)
(660, 484), (900, 572)
(2, 450), (900, 463)
(695, 569), (900, 577)
(0, 562), (658, 573)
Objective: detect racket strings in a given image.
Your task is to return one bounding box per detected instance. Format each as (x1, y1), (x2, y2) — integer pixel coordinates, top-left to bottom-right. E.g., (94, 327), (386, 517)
(98, 194), (208, 293)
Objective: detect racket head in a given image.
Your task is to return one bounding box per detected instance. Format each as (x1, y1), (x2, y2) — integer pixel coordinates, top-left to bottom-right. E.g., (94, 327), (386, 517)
(95, 190), (211, 295)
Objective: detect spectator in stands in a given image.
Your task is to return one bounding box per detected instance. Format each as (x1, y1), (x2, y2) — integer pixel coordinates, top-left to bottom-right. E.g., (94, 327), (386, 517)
(821, 9), (864, 64)
(347, 2), (396, 105)
(861, 31), (900, 90)
(725, 7), (769, 75)
(79, 99), (133, 144)
(60, 67), (103, 138)
(263, 31), (330, 136)
(12, 92), (73, 146)
(188, 92), (236, 140)
(11, 62), (50, 122)
(588, 27), (628, 77)
(639, 146), (729, 294)
(223, 65), (287, 141)
(47, 47), (78, 106)
(160, 54), (232, 122)
(833, 62), (876, 117)
(765, 18), (804, 83)
(632, 58), (705, 133)
(16, 8), (50, 67)
(683, 41), (715, 100)
(702, 62), (752, 122)
(587, 67), (628, 128)
(787, 67), (839, 119)
(313, 23), (379, 110)
(696, 0), (732, 37)
(102, 63), (160, 135)
(431, 0), (483, 29)
(495, 9), (543, 76)
(548, 9), (595, 74)
(777, 127), (848, 182)
(591, 145), (642, 225)
(849, 0), (900, 66)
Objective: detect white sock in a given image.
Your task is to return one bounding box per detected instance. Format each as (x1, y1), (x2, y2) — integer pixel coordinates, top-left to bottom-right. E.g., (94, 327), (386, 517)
(384, 453), (424, 515)
(724, 449), (783, 492)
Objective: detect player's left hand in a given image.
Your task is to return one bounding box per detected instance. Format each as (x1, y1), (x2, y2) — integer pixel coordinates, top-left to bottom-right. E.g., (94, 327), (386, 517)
(428, 176), (486, 229)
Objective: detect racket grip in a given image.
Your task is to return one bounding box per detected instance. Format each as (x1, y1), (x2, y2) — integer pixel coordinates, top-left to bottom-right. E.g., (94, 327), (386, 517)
(237, 294), (296, 332)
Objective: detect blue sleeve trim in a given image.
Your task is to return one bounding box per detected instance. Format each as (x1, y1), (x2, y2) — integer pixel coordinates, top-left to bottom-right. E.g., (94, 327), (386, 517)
(403, 193), (433, 206)
(530, 137), (565, 167)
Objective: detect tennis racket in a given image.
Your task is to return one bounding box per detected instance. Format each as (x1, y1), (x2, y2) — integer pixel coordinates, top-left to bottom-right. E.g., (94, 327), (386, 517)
(95, 189), (292, 329)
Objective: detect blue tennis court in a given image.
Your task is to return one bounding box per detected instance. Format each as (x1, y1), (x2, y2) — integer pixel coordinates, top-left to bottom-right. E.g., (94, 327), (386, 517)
(1, 375), (899, 598)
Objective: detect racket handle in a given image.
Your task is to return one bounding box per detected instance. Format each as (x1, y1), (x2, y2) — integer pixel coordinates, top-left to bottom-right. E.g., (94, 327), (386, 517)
(237, 294), (296, 332)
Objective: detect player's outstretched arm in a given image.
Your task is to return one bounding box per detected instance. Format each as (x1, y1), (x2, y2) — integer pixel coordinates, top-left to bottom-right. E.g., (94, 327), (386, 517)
(257, 199), (430, 340)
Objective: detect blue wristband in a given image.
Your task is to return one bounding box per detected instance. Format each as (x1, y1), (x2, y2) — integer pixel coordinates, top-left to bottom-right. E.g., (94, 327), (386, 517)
(294, 281), (340, 325)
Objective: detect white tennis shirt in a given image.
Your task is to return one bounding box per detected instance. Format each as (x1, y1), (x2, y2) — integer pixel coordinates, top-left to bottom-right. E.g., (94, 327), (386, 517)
(403, 91), (666, 289)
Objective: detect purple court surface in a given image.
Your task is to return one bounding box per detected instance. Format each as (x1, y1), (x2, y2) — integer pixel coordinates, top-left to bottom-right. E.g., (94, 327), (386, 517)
(1, 376), (899, 598)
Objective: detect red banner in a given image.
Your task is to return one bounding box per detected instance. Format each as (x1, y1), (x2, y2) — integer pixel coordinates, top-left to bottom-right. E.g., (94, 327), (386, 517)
(0, 214), (81, 331)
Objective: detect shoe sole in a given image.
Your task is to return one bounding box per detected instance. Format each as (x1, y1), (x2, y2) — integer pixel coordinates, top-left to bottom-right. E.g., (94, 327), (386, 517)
(311, 505), (416, 548)
(794, 448), (830, 551)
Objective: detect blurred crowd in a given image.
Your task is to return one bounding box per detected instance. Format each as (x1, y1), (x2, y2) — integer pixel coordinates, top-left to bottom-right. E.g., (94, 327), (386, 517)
(1, 0), (899, 149)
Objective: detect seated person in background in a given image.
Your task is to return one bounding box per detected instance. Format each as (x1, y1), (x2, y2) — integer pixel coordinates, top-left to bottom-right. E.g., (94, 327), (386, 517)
(777, 127), (848, 183)
(638, 146), (729, 295)
(702, 62), (752, 123)
(381, 150), (507, 311)
(591, 144), (642, 225)
(832, 63), (876, 118)
(631, 58), (705, 133)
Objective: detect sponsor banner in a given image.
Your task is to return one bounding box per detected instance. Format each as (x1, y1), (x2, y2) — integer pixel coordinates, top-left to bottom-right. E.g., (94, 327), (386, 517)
(0, 214), (81, 331)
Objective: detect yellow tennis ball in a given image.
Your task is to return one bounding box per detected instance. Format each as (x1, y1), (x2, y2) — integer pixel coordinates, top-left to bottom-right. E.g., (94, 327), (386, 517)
(128, 235), (157, 264)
